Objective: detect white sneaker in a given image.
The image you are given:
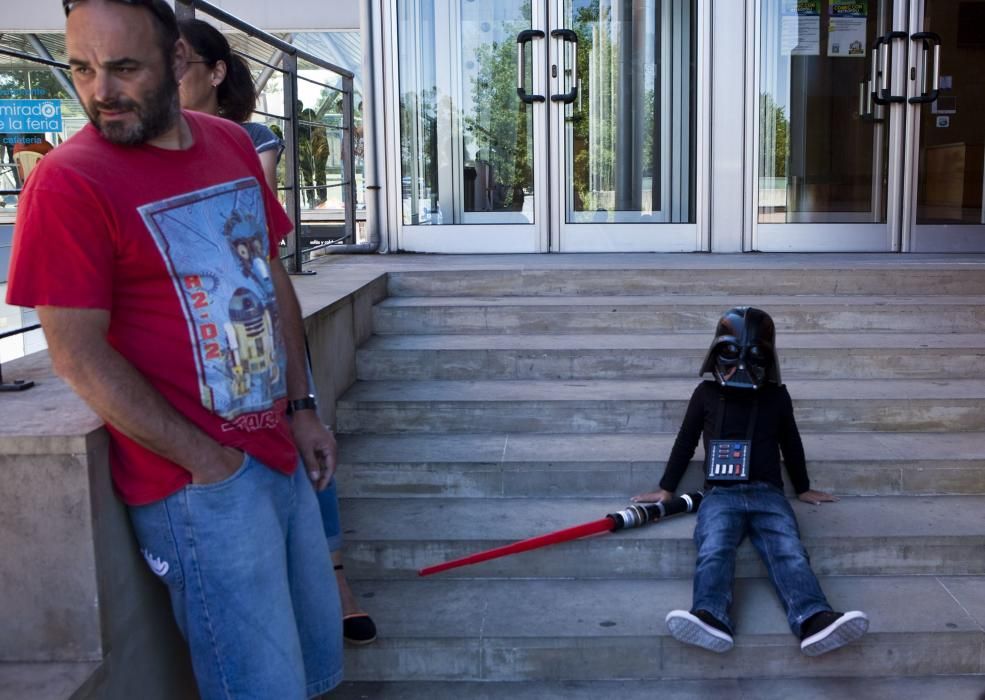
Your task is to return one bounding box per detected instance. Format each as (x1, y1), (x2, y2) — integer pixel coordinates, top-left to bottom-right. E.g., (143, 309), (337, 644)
(800, 610), (869, 656)
(665, 609), (734, 653)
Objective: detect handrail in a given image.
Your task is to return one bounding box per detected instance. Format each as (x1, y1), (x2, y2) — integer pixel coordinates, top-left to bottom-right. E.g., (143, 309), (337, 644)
(0, 46), (69, 70)
(0, 323), (41, 341)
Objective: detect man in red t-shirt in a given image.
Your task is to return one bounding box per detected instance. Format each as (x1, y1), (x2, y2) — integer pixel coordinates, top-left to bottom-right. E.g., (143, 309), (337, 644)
(5, 1), (343, 696)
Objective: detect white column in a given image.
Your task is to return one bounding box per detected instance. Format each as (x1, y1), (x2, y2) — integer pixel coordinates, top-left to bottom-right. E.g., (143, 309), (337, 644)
(710, 0), (747, 252)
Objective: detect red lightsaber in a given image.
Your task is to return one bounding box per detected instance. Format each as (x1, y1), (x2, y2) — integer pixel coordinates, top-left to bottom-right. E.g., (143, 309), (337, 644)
(419, 492), (703, 577)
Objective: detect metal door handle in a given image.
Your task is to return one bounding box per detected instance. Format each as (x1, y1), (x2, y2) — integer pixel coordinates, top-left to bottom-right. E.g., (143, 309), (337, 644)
(859, 47), (882, 123)
(550, 28), (578, 104)
(908, 31), (942, 104)
(869, 40), (888, 106)
(875, 31), (908, 104)
(516, 29), (546, 104)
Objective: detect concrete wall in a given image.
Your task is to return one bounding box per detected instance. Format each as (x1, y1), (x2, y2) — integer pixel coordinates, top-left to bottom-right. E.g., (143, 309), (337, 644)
(0, 266), (387, 699)
(0, 352), (196, 700)
(303, 272), (388, 428)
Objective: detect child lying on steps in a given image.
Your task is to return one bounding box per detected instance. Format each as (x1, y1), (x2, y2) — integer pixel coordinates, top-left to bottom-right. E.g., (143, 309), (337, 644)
(633, 306), (869, 656)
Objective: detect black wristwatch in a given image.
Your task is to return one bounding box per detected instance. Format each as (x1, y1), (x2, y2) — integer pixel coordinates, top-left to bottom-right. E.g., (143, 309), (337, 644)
(287, 394), (318, 414)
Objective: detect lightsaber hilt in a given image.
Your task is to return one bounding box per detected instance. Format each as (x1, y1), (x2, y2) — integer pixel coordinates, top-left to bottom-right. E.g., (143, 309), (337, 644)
(607, 491), (704, 531)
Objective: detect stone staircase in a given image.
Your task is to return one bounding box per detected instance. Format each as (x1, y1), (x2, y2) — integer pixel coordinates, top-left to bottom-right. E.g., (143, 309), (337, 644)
(330, 265), (985, 698)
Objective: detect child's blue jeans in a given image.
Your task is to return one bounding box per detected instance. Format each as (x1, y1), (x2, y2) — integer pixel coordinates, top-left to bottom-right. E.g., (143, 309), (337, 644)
(692, 481), (831, 636)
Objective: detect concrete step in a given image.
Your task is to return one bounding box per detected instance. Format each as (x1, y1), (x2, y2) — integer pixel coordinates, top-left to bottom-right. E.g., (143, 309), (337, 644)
(337, 496), (985, 579)
(335, 432), (985, 498)
(336, 576), (985, 681)
(0, 662), (99, 700)
(332, 676), (985, 700)
(356, 332), (985, 380)
(336, 379), (985, 434)
(371, 295), (985, 334)
(386, 267), (985, 297)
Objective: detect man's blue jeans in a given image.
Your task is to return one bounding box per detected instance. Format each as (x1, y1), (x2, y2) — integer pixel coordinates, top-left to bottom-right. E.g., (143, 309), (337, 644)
(128, 454), (344, 699)
(692, 482), (831, 636)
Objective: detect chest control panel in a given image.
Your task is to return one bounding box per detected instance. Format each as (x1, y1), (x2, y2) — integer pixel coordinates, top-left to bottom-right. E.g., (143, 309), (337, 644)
(705, 440), (750, 481)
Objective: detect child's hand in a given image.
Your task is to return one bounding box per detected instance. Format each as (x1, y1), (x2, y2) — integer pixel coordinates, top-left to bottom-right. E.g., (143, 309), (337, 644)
(797, 489), (839, 505)
(631, 489), (674, 504)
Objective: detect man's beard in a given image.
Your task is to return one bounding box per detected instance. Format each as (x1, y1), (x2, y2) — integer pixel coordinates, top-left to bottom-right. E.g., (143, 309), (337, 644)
(86, 71), (180, 145)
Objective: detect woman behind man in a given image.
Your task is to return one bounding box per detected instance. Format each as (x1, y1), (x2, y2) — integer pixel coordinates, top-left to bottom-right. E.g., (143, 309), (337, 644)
(178, 18), (377, 646)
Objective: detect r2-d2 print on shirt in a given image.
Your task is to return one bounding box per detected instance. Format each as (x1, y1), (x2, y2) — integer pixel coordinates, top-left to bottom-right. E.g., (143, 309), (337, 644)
(140, 178), (287, 419)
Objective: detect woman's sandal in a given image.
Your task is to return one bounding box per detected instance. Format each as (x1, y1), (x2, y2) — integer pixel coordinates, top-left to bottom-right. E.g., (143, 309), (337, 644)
(335, 564), (378, 645)
(343, 613), (377, 645)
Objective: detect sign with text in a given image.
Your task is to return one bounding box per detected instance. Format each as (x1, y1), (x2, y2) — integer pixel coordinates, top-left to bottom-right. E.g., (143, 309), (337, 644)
(828, 0), (868, 58)
(781, 0), (821, 56)
(0, 100), (63, 133)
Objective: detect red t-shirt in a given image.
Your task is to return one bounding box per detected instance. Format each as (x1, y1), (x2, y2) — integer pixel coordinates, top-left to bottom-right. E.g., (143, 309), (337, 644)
(6, 111), (298, 505)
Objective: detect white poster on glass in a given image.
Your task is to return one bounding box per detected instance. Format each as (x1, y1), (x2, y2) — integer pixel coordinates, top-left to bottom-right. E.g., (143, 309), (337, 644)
(781, 0), (821, 56)
(828, 0), (868, 58)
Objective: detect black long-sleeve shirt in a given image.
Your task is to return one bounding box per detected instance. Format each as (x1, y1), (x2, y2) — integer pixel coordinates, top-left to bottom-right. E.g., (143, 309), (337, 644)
(658, 381), (810, 495)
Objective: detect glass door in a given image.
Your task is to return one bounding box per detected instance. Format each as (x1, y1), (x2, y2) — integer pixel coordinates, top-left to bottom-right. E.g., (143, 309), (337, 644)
(905, 0), (985, 251)
(551, 0), (702, 252)
(754, 0), (902, 251)
(386, 0), (705, 253)
(391, 0), (549, 252)
(753, 0), (985, 253)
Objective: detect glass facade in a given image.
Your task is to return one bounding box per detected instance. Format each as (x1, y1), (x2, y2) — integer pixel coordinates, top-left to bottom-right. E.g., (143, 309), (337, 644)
(0, 2), (981, 259)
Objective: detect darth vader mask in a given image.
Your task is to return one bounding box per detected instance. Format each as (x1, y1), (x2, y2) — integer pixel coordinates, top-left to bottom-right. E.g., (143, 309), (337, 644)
(699, 307), (781, 390)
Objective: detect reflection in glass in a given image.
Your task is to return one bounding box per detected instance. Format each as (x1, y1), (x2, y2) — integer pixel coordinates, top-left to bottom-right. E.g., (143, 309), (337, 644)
(915, 0), (985, 225)
(397, 0), (535, 225)
(0, 52), (81, 212)
(563, 0), (695, 224)
(295, 63), (363, 215)
(758, 0), (889, 224)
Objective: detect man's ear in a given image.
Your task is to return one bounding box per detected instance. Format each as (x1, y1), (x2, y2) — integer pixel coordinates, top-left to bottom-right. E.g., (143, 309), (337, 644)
(173, 37), (190, 81)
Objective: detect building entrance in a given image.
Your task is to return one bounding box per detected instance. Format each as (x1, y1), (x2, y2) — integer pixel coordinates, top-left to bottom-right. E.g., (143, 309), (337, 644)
(379, 0), (983, 253)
